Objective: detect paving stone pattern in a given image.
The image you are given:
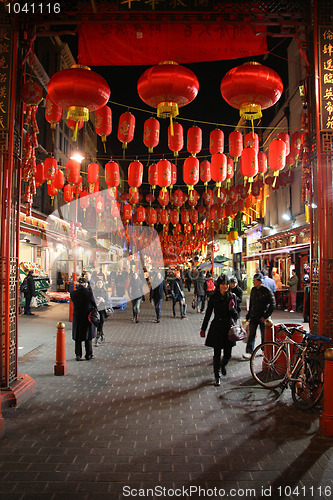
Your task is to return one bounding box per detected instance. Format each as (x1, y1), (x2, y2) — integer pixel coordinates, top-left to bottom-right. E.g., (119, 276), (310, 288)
(1, 295), (333, 499)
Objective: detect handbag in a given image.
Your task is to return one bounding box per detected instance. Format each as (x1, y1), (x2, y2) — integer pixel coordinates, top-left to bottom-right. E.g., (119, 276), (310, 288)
(228, 321), (247, 342)
(88, 307), (100, 327)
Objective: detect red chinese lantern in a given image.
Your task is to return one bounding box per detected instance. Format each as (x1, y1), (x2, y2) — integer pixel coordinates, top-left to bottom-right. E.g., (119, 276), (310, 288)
(211, 152), (227, 196)
(245, 132), (259, 153)
(47, 182), (58, 199)
(105, 160), (120, 187)
(146, 193), (155, 204)
(209, 129), (224, 155)
(229, 131), (243, 160)
(269, 138), (286, 184)
(21, 80), (43, 106)
(258, 151), (268, 177)
(202, 188), (214, 206)
(64, 184), (73, 203)
(80, 190), (89, 212)
(158, 189), (169, 207)
(143, 117), (160, 153)
(136, 206), (146, 225)
(128, 160), (143, 191)
(53, 169), (64, 190)
(277, 132), (290, 156)
(183, 156), (199, 198)
(123, 203), (133, 224)
(48, 64), (110, 129)
(173, 189), (184, 208)
(168, 122), (183, 157)
(159, 208), (169, 225)
(146, 207), (157, 225)
(187, 125), (202, 156)
(188, 189), (199, 207)
(128, 187), (139, 204)
(286, 152), (295, 168)
(148, 163), (158, 193)
(111, 200), (121, 218)
(170, 163), (177, 189)
(221, 62), (283, 121)
(66, 159), (81, 185)
(44, 156), (57, 183)
(200, 160), (211, 189)
(228, 186), (239, 204)
(236, 199), (245, 212)
(190, 208), (198, 224)
(216, 205), (225, 220)
(95, 105), (112, 152)
(45, 94), (63, 131)
(241, 147), (258, 186)
(137, 61), (199, 134)
(35, 163), (45, 186)
(118, 111), (135, 152)
(157, 159), (171, 198)
(95, 195), (105, 218)
(88, 162), (99, 189)
(67, 117), (84, 141)
(226, 157), (234, 185)
(290, 132), (303, 160)
(170, 208), (179, 225)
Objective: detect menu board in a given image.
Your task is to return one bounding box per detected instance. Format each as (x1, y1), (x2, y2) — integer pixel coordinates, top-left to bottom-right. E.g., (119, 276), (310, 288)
(319, 27), (333, 131)
(0, 25), (13, 131)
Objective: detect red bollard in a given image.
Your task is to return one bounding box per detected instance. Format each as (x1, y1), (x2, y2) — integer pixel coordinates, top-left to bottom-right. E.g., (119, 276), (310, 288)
(54, 322), (67, 376)
(320, 348), (333, 436)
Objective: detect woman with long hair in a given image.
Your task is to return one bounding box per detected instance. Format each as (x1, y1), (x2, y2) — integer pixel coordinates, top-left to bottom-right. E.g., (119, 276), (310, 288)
(200, 275), (238, 386)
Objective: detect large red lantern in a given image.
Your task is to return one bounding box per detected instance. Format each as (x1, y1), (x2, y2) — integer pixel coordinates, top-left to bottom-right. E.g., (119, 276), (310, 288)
(137, 61), (199, 134)
(105, 161), (120, 187)
(277, 132), (290, 156)
(183, 156), (199, 198)
(45, 94), (63, 132)
(221, 62), (283, 120)
(211, 152), (227, 195)
(187, 126), (202, 156)
(168, 122), (183, 157)
(44, 156), (57, 183)
(157, 159), (171, 198)
(118, 111), (135, 152)
(95, 105), (112, 151)
(209, 129), (224, 155)
(88, 162), (99, 188)
(241, 147), (258, 184)
(53, 169), (64, 190)
(245, 132), (259, 153)
(143, 117), (160, 153)
(128, 160), (143, 190)
(48, 64), (110, 123)
(35, 163), (45, 186)
(66, 159), (81, 185)
(269, 138), (286, 182)
(229, 130), (243, 161)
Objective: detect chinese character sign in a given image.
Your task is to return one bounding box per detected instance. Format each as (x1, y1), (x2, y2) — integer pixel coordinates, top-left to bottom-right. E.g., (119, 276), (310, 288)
(0, 26), (13, 131)
(319, 27), (333, 131)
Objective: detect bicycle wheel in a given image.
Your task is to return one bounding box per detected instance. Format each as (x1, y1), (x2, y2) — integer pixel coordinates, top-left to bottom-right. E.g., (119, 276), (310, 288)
(250, 342), (288, 388)
(291, 358), (324, 410)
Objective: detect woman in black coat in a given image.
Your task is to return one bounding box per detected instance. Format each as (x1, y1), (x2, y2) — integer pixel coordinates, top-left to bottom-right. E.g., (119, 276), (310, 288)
(200, 275), (238, 386)
(70, 277), (97, 361)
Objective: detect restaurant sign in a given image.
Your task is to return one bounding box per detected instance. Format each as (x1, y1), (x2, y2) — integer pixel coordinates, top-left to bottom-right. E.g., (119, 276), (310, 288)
(318, 27), (333, 131)
(0, 26), (13, 131)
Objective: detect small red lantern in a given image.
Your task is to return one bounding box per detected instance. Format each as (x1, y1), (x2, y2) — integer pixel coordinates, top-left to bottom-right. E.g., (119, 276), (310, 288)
(105, 161), (120, 187)
(128, 187), (139, 205)
(200, 160), (211, 189)
(181, 208), (190, 225)
(21, 81), (43, 106)
(190, 208), (198, 224)
(66, 159), (81, 185)
(123, 203), (133, 223)
(35, 163), (45, 186)
(211, 152), (227, 195)
(95, 105), (112, 151)
(128, 160), (143, 190)
(137, 61), (199, 134)
(53, 169), (64, 190)
(183, 156), (199, 198)
(241, 147), (258, 185)
(245, 132), (259, 153)
(286, 152), (295, 167)
(226, 157), (234, 184)
(168, 122), (183, 157)
(118, 111), (135, 151)
(146, 193), (155, 204)
(173, 189), (184, 208)
(158, 189), (169, 207)
(146, 207), (157, 225)
(64, 184), (73, 203)
(47, 182), (58, 199)
(258, 151), (268, 176)
(95, 195), (105, 217)
(136, 206), (146, 225)
(143, 117), (160, 153)
(229, 131), (243, 160)
(88, 162), (99, 188)
(170, 208), (179, 225)
(209, 129), (224, 155)
(148, 163), (158, 192)
(159, 208), (169, 226)
(44, 156), (57, 183)
(202, 188), (214, 206)
(170, 163), (177, 189)
(45, 94), (63, 131)
(187, 126), (202, 156)
(221, 62), (283, 121)
(157, 159), (171, 198)
(80, 190), (90, 212)
(269, 138), (286, 183)
(277, 132), (290, 156)
(290, 132), (303, 160)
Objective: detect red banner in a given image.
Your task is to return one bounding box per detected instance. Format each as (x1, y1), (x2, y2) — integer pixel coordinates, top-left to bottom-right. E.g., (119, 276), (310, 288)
(78, 22), (267, 66)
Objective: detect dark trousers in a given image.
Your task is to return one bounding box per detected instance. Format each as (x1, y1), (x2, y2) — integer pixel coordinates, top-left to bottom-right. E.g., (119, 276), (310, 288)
(172, 297), (184, 317)
(246, 318), (266, 354)
(97, 310), (105, 334)
(185, 280), (191, 292)
(154, 298), (163, 320)
(75, 340), (93, 359)
(213, 345), (232, 375)
(24, 294), (32, 315)
(196, 295), (205, 311)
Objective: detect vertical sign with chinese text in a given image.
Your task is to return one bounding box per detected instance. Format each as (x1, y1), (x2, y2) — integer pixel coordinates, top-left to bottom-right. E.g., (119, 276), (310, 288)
(0, 25), (13, 131)
(319, 27), (333, 131)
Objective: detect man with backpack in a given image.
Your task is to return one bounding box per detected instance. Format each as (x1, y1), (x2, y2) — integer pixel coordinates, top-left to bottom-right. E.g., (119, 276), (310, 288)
(20, 270), (36, 315)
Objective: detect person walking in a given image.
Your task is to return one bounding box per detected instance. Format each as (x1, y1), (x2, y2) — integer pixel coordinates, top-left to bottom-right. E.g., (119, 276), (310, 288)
(128, 271), (144, 323)
(93, 279), (109, 345)
(194, 270), (206, 313)
(286, 269), (298, 312)
(262, 269), (277, 294)
(184, 269), (192, 292)
(242, 272), (276, 359)
(200, 275), (238, 385)
(115, 269), (125, 297)
(70, 277), (97, 361)
(22, 270), (36, 315)
(171, 271), (185, 319)
(229, 276), (243, 319)
(150, 272), (168, 323)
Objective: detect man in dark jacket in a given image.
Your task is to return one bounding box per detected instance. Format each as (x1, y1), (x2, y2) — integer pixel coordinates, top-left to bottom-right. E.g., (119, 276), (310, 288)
(194, 270), (206, 313)
(243, 272), (276, 359)
(70, 277), (97, 361)
(150, 272), (168, 323)
(229, 277), (243, 319)
(23, 270), (36, 315)
(171, 271), (185, 319)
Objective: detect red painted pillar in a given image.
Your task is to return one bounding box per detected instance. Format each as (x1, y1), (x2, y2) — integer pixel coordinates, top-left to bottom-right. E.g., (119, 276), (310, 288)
(319, 349), (333, 436)
(54, 322), (67, 376)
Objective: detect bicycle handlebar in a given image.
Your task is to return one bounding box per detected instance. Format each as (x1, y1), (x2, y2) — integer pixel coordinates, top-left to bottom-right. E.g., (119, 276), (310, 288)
(278, 324), (332, 344)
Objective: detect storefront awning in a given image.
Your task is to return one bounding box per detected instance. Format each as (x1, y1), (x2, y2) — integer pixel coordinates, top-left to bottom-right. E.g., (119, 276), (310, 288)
(244, 243), (310, 261)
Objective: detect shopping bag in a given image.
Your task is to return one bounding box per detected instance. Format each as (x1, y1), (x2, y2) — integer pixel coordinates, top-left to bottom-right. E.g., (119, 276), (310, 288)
(30, 296), (38, 308)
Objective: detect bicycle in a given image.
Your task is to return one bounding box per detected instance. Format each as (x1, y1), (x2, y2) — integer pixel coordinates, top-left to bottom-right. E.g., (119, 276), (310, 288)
(250, 324), (332, 410)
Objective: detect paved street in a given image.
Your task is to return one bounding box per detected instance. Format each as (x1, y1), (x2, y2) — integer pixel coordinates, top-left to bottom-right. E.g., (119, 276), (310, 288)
(1, 293), (332, 500)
